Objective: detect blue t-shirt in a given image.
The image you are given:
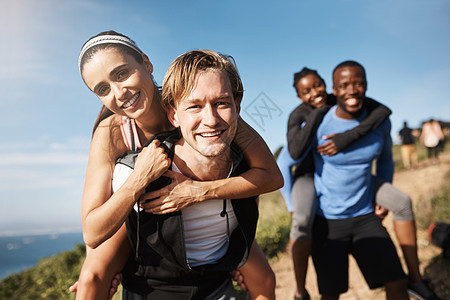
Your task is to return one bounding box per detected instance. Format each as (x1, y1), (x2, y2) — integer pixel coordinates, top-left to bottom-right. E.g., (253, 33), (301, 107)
(313, 106), (393, 219)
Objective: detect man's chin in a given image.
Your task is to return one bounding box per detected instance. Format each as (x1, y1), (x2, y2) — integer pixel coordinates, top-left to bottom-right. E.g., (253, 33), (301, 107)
(196, 144), (230, 158)
(346, 102), (363, 113)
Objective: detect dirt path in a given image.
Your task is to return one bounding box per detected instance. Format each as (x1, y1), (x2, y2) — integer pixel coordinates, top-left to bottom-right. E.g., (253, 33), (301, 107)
(271, 152), (450, 300)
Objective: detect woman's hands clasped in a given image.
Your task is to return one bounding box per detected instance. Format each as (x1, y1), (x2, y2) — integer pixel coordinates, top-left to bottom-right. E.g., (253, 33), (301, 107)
(133, 140), (171, 186)
(139, 170), (205, 214)
(317, 133), (339, 156)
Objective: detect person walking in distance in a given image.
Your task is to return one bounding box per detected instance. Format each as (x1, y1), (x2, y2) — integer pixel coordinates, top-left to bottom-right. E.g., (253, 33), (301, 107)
(398, 121), (419, 169)
(420, 119), (444, 164)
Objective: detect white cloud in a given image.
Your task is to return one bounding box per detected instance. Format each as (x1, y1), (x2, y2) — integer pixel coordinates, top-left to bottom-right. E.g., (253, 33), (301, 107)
(0, 135), (91, 152)
(0, 152), (88, 166)
(0, 136), (90, 190)
(0, 176), (73, 190)
(0, 154), (86, 192)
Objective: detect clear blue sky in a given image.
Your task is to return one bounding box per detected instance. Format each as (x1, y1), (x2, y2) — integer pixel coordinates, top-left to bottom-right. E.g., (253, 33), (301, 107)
(1, 0), (449, 235)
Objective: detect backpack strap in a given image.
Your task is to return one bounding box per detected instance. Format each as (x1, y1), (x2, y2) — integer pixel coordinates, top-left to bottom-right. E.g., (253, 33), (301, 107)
(120, 116), (142, 151)
(116, 129), (180, 263)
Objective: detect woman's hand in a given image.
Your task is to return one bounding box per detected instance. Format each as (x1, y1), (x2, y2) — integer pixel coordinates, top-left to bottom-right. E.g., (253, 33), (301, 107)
(139, 170), (205, 214)
(231, 269), (248, 291)
(69, 273), (122, 299)
(317, 133), (338, 156)
(374, 204), (389, 219)
(133, 140), (171, 184)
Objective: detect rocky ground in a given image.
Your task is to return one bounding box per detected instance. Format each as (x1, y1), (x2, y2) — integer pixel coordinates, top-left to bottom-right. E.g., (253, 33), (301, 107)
(271, 152), (450, 300)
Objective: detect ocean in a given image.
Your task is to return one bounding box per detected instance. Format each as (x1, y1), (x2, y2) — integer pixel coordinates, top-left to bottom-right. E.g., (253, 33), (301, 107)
(0, 232), (84, 281)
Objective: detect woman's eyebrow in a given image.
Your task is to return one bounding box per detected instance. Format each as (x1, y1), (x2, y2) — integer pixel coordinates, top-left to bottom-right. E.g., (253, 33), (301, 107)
(109, 64), (128, 77)
(93, 64), (128, 93)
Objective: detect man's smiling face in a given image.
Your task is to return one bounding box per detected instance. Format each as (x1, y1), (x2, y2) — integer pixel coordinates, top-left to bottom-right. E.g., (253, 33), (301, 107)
(333, 65), (367, 119)
(169, 70), (240, 158)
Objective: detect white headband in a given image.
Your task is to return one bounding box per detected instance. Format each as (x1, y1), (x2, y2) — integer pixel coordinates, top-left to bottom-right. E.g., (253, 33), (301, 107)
(78, 35), (142, 71)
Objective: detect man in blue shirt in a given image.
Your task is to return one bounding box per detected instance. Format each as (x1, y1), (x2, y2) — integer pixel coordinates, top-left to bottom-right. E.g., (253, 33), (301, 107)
(310, 61), (408, 299)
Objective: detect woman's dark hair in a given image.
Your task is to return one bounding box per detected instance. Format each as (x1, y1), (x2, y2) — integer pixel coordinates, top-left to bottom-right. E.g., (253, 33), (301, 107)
(79, 30), (144, 74)
(92, 105), (114, 137)
(293, 67), (325, 91)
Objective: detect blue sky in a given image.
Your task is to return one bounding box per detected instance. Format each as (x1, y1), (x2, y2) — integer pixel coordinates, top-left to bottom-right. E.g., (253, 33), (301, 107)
(1, 0), (449, 235)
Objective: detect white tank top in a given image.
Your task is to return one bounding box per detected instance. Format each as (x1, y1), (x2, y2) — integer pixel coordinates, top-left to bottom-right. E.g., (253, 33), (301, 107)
(172, 163), (238, 267)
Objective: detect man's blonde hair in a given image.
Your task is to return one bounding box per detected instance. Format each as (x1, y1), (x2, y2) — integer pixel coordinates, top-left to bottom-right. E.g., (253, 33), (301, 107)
(162, 50), (243, 109)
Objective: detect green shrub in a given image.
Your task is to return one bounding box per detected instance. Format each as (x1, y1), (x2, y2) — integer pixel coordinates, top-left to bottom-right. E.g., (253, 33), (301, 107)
(256, 190), (292, 259)
(0, 243), (85, 299)
(416, 171), (450, 230)
(430, 183), (450, 225)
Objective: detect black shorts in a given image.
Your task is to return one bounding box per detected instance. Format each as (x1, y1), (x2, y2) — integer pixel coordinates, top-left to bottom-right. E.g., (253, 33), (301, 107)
(311, 213), (406, 297)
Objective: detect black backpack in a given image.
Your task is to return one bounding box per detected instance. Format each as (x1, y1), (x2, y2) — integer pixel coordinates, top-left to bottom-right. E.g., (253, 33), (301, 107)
(429, 222), (450, 258)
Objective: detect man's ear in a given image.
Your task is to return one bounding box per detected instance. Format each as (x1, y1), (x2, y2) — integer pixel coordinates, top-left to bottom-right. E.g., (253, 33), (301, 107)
(332, 85), (337, 96)
(235, 101), (241, 115)
(167, 107), (180, 128)
(142, 54), (153, 75)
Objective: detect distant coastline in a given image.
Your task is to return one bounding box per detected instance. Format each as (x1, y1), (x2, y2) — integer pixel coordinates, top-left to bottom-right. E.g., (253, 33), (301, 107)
(0, 232), (84, 281)
(0, 227), (82, 238)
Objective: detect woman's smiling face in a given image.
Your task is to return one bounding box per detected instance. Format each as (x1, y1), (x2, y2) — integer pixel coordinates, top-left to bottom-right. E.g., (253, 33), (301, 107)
(81, 47), (155, 119)
(295, 73), (327, 108)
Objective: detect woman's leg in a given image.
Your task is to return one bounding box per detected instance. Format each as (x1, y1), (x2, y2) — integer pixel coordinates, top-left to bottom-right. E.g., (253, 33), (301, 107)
(393, 221), (420, 282)
(237, 240), (276, 300)
(290, 174), (317, 300)
(290, 239), (312, 299)
(76, 223), (131, 300)
(373, 178), (421, 282)
(384, 278), (409, 300)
